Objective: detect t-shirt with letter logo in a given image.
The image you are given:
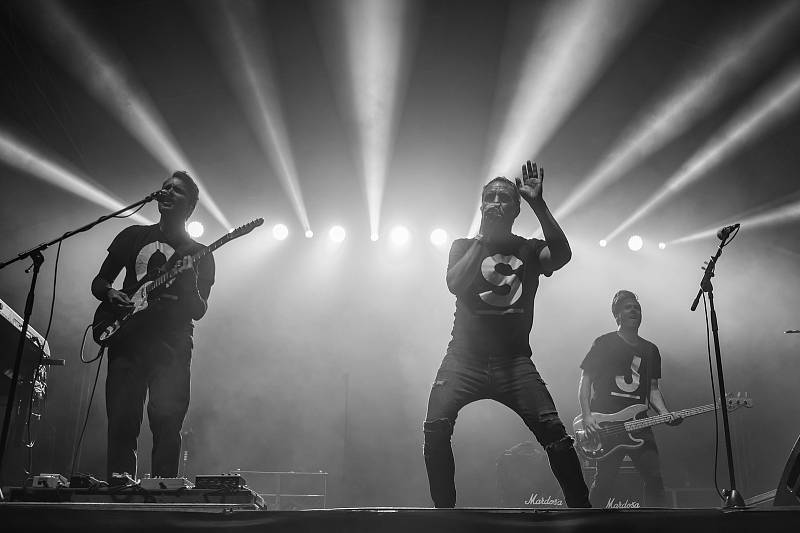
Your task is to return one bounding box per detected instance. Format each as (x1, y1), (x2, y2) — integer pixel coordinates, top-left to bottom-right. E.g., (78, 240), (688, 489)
(446, 235), (549, 359)
(580, 332), (661, 414)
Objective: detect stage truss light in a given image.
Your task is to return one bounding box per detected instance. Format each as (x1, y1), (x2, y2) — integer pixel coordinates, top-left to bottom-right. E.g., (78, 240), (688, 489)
(390, 225), (410, 246)
(36, 1), (232, 231)
(370, 232), (380, 242)
(430, 229), (448, 246)
(599, 239), (608, 248)
(305, 229), (314, 239)
(329, 225), (346, 243)
(628, 235), (643, 252)
(187, 221), (204, 239)
(272, 223), (289, 241)
(0, 129), (151, 225)
(658, 242), (666, 250)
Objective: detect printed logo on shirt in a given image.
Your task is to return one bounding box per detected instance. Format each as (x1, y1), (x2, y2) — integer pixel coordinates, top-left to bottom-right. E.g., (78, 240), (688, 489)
(135, 241), (176, 281)
(612, 354), (642, 400)
(477, 253), (524, 313)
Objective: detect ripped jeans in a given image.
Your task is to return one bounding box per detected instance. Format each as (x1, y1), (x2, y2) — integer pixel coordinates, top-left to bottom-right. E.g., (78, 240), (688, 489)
(423, 353), (590, 508)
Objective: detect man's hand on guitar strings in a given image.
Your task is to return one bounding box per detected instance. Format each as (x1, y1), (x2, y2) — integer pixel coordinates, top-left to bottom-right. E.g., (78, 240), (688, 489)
(666, 412), (683, 426)
(106, 288), (134, 310)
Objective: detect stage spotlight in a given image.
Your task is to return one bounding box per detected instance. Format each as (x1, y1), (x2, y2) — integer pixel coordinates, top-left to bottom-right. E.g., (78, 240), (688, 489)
(430, 228), (448, 246)
(658, 242), (666, 250)
(599, 239), (608, 248)
(305, 229), (314, 239)
(628, 235), (643, 252)
(371, 232), (380, 242)
(329, 225), (346, 243)
(272, 223), (289, 241)
(390, 225), (410, 246)
(186, 221), (204, 239)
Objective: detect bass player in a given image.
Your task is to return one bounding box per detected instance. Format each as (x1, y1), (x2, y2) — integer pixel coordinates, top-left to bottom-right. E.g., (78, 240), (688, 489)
(577, 290), (681, 507)
(91, 170), (214, 482)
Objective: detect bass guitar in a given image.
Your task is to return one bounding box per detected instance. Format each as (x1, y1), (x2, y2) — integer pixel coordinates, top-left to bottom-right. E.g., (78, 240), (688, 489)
(573, 394), (752, 460)
(92, 218), (263, 346)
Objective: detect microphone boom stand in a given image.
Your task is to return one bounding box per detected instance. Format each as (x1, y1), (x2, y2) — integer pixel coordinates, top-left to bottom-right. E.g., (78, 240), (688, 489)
(0, 193), (159, 483)
(690, 235), (745, 508)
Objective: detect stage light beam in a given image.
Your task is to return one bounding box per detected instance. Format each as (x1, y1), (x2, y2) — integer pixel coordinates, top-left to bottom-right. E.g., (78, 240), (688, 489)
(33, 0), (231, 230)
(0, 130), (151, 225)
(605, 60), (800, 243)
(554, 1), (800, 223)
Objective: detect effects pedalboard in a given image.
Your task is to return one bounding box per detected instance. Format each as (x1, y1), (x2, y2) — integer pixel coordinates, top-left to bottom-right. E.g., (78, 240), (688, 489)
(194, 474), (247, 490)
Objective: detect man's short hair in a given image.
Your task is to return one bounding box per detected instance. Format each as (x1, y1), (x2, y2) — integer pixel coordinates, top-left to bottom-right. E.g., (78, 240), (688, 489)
(611, 290), (638, 317)
(482, 177), (520, 204)
(172, 170), (199, 215)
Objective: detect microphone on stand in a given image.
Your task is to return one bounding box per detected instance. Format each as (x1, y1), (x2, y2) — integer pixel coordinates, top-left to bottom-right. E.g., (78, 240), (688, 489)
(717, 223), (740, 241)
(145, 189), (169, 202)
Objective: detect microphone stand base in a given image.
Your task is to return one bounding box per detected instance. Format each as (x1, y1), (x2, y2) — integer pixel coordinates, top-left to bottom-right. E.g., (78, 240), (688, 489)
(723, 489), (746, 508)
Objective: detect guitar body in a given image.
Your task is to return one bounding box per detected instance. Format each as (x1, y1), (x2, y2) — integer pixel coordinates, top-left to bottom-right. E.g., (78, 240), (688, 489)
(92, 281), (155, 346)
(573, 404), (650, 460)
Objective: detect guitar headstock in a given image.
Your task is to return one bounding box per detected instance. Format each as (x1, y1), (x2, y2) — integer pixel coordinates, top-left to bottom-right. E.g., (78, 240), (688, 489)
(228, 218), (264, 239)
(725, 392), (753, 411)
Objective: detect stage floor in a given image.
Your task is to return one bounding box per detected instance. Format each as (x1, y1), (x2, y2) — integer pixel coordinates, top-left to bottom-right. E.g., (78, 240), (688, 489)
(1, 504), (799, 533)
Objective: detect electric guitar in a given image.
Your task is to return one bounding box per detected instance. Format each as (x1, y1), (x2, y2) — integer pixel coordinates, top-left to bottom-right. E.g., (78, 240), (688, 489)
(92, 218), (263, 346)
(573, 394), (753, 460)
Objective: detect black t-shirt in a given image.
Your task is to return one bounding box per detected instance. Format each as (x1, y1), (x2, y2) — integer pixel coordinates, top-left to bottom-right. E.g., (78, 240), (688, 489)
(580, 332), (661, 414)
(106, 224), (215, 334)
(446, 235), (549, 358)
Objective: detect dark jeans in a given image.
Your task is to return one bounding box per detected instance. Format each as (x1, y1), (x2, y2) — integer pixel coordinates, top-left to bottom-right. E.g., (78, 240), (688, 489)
(106, 333), (192, 480)
(590, 429), (668, 507)
(423, 353), (590, 508)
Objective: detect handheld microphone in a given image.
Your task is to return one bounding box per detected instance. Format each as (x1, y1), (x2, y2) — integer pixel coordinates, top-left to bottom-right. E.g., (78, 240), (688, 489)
(717, 223), (740, 241)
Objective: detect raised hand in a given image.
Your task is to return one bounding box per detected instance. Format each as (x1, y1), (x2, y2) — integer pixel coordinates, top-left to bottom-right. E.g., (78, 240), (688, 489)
(515, 160), (544, 205)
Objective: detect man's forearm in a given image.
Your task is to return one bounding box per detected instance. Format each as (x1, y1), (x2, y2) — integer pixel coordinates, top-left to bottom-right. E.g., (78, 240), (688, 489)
(446, 239), (484, 294)
(530, 199), (571, 266)
(91, 276), (112, 302)
(578, 373), (593, 417)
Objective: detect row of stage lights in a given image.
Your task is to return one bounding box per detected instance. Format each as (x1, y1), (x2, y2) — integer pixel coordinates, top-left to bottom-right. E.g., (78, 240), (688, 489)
(187, 221), (666, 252)
(186, 221), (451, 246)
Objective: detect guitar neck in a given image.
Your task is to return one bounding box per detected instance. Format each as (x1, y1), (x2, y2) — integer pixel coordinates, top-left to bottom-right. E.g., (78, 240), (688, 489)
(148, 237), (228, 293)
(624, 403), (716, 431)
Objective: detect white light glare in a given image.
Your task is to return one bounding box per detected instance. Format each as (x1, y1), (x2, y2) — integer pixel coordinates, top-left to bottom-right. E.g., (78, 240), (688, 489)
(329, 225), (346, 243)
(305, 229), (314, 239)
(430, 228), (448, 246)
(186, 221), (204, 239)
(390, 225), (410, 246)
(658, 242), (666, 250)
(371, 232), (380, 242)
(599, 239), (608, 248)
(628, 235), (644, 252)
(272, 223), (289, 241)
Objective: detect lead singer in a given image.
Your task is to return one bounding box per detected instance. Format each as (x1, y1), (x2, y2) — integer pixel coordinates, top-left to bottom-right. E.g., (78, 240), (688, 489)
(423, 160), (590, 508)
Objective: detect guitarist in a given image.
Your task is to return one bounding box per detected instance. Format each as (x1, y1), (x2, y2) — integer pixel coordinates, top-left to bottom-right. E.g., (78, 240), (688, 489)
(578, 290), (681, 507)
(91, 171), (215, 482)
